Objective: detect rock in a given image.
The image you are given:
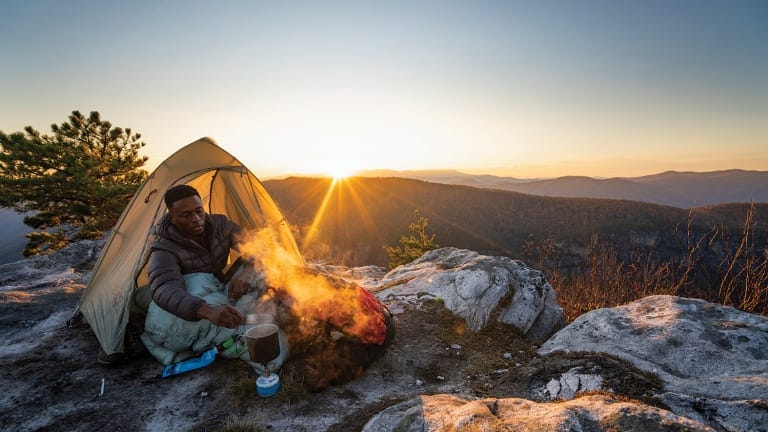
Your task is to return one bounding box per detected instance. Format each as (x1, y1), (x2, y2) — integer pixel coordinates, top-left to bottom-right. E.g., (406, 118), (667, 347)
(371, 247), (565, 342)
(0, 238), (104, 285)
(539, 295), (768, 431)
(541, 367), (604, 400)
(545, 377), (561, 398)
(362, 397), (424, 432)
(363, 394), (715, 431)
(307, 262), (387, 288)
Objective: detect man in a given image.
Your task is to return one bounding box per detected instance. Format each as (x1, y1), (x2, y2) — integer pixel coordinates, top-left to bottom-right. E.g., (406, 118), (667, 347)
(138, 185), (391, 389)
(139, 185), (270, 365)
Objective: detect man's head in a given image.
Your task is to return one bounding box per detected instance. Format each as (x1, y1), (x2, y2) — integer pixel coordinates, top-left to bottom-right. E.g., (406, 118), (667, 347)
(164, 185), (200, 209)
(164, 185), (206, 239)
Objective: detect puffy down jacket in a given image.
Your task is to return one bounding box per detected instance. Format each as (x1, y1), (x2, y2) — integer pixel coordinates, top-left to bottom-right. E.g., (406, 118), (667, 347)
(148, 214), (241, 321)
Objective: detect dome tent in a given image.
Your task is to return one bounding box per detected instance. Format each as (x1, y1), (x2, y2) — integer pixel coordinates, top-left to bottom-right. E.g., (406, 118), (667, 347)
(76, 137), (302, 356)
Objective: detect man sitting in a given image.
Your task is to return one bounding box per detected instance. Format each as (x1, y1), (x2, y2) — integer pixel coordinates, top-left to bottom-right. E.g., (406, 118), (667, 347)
(138, 184), (393, 391)
(140, 185), (272, 365)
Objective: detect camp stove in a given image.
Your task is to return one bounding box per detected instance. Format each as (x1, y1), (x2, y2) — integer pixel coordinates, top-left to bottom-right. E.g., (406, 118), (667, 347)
(244, 316), (286, 397)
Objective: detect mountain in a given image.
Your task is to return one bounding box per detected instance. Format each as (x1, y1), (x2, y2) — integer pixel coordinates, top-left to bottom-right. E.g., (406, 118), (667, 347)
(494, 175), (689, 207)
(356, 169), (532, 188)
(264, 176), (766, 268)
(632, 169), (768, 207)
(354, 169), (768, 208)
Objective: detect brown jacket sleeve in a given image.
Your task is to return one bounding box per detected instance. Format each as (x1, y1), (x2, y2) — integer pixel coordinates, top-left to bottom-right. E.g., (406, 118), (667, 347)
(148, 248), (205, 321)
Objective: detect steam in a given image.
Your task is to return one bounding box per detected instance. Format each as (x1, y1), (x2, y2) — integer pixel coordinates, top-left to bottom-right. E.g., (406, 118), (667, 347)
(237, 228), (386, 345)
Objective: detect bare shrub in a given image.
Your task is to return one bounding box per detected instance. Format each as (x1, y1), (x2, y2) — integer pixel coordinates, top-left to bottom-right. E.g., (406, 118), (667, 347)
(537, 203), (768, 321)
(545, 236), (693, 322)
(717, 202), (768, 315)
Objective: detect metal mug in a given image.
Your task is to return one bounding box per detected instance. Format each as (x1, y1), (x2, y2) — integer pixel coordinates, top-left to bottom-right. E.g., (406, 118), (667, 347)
(244, 323), (282, 366)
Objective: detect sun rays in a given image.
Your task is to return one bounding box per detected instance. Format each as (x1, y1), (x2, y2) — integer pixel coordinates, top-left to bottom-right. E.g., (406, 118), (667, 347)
(301, 177), (378, 254)
(302, 178), (338, 249)
(297, 176), (513, 267)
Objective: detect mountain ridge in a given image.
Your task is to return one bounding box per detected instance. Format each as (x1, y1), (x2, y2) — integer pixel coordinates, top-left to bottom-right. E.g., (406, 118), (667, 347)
(351, 168), (768, 208)
(2, 169), (765, 266)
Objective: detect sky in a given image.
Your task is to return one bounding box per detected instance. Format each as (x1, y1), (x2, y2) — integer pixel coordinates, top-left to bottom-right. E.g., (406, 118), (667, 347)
(1, 0), (766, 179)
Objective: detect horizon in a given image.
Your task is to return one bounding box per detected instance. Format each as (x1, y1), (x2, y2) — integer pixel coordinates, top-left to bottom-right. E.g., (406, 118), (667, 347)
(261, 166), (766, 181)
(2, 1), (767, 179)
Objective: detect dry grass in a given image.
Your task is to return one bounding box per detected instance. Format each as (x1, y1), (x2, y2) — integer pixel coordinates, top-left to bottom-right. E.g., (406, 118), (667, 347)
(534, 203), (768, 321)
(543, 237), (694, 322)
(716, 203), (768, 314)
(223, 360), (309, 409)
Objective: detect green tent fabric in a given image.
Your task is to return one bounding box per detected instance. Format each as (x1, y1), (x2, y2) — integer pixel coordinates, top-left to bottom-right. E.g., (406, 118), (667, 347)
(77, 137), (302, 355)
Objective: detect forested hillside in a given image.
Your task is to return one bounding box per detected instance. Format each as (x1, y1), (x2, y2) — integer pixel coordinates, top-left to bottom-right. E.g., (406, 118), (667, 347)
(265, 176), (768, 317)
(264, 177), (766, 267)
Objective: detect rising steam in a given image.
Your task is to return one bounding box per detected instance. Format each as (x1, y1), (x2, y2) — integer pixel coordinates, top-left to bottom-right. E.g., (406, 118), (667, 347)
(237, 228), (386, 345)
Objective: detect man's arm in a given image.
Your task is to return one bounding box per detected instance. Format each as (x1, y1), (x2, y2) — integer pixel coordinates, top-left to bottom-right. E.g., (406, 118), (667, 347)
(196, 303), (245, 328)
(148, 249), (206, 322)
(227, 264), (259, 301)
(149, 248), (245, 328)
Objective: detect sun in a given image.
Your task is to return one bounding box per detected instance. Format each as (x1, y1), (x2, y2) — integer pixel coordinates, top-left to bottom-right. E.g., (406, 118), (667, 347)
(329, 169), (355, 180)
(323, 161), (360, 180)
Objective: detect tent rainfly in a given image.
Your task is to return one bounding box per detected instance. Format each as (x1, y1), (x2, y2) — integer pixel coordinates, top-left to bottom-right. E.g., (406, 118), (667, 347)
(76, 137), (302, 355)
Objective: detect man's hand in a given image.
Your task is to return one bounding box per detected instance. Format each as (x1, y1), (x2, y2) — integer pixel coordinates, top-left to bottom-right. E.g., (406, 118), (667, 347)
(196, 303), (245, 328)
(228, 265), (256, 300)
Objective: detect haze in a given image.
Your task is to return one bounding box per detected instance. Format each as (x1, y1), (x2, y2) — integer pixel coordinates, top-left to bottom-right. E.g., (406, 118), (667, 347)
(1, 1), (766, 178)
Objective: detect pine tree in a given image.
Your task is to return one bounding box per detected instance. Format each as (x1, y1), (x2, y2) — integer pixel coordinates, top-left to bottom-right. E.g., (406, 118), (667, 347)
(385, 209), (439, 268)
(0, 110), (148, 255)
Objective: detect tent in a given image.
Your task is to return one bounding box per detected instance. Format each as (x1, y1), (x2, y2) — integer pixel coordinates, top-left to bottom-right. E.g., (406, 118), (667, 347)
(76, 137), (303, 355)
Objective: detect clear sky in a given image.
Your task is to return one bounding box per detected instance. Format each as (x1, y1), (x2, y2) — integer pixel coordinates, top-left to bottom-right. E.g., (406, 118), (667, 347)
(1, 0), (766, 178)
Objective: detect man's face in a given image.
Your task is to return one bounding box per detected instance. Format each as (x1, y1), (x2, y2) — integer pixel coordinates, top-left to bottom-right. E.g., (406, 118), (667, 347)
(169, 195), (206, 239)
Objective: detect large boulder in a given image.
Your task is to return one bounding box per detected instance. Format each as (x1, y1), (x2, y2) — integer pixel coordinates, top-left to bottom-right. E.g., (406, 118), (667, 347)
(369, 247), (565, 343)
(362, 394), (715, 431)
(539, 295), (768, 432)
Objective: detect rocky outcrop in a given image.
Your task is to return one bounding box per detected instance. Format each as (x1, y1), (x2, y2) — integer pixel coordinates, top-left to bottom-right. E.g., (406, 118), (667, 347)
(368, 247), (565, 343)
(0, 238), (103, 288)
(0, 239), (103, 331)
(539, 295), (768, 432)
(362, 394), (715, 431)
(4, 241), (768, 432)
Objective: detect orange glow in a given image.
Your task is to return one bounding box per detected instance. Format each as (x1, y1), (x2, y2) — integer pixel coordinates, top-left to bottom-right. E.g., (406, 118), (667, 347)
(302, 177), (340, 249)
(237, 227), (386, 344)
(2, 283), (85, 303)
(300, 177), (383, 262)
(328, 167), (358, 181)
(3, 291), (35, 303)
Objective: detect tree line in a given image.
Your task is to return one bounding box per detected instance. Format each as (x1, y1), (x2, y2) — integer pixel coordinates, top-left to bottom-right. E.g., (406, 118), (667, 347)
(0, 110), (148, 255)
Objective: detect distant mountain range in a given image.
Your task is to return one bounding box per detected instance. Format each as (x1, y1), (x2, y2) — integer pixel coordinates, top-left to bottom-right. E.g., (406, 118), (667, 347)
(1, 169), (765, 266)
(354, 169), (768, 208)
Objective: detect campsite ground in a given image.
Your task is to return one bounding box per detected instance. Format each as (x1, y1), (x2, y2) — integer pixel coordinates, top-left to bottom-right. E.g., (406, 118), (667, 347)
(0, 259), (664, 432)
